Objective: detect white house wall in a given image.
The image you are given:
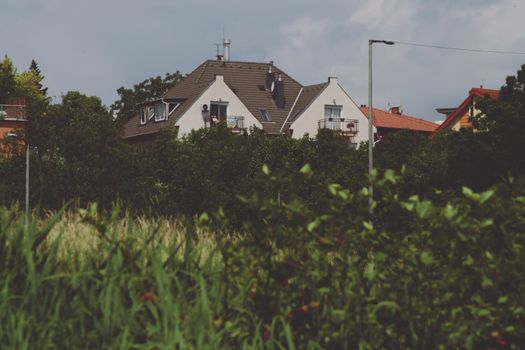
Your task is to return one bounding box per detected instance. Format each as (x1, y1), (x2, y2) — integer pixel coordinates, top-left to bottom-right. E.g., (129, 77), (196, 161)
(175, 75), (262, 137)
(290, 78), (373, 143)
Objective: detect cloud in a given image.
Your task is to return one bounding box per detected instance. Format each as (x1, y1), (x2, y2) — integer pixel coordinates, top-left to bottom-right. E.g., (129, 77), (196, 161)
(1, 0), (523, 120)
(280, 17), (334, 48)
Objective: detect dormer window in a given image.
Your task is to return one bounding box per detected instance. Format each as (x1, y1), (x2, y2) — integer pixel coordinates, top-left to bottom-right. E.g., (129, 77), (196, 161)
(147, 106), (155, 120)
(140, 108), (147, 125)
(168, 103), (180, 116)
(259, 109), (272, 122)
(154, 102), (166, 122)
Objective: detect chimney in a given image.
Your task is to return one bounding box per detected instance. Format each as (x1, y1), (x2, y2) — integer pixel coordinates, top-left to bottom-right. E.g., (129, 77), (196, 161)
(390, 106), (401, 114)
(273, 74), (285, 109)
(265, 61), (275, 91)
(223, 38), (231, 61)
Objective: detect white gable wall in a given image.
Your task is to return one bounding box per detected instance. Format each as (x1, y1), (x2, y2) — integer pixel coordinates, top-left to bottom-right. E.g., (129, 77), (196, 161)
(176, 75), (262, 137)
(289, 78), (373, 143)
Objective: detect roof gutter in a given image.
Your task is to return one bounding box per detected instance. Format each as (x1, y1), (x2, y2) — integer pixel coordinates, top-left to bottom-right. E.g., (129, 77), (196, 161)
(280, 87), (303, 134)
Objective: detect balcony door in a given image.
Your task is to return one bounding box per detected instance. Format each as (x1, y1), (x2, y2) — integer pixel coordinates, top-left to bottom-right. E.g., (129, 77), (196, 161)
(210, 101), (228, 125)
(324, 105), (342, 130)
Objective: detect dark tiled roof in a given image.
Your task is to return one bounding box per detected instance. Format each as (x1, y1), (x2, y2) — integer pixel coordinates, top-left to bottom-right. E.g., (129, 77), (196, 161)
(280, 83), (328, 132)
(122, 60), (304, 138)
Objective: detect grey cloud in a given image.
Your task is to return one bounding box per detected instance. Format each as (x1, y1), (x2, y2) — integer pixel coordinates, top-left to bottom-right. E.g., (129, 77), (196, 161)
(1, 0), (523, 120)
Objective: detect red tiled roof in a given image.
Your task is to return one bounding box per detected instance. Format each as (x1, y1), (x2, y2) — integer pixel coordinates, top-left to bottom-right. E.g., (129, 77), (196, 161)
(359, 107), (437, 133)
(431, 87), (499, 137)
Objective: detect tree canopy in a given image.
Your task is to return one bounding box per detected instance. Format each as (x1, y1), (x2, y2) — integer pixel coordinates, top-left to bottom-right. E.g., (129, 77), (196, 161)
(111, 71), (185, 124)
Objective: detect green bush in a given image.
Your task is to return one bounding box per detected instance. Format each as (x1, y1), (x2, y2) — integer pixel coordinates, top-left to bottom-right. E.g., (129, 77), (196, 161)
(1, 168), (523, 348)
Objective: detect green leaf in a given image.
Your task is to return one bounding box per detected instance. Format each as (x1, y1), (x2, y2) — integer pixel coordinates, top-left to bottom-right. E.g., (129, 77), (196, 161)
(462, 186), (474, 198)
(416, 200), (433, 218)
(482, 276), (493, 288)
(477, 309), (491, 317)
(420, 251), (433, 265)
(299, 163), (312, 174)
(328, 183), (341, 196)
(307, 218), (321, 233)
(338, 189), (350, 201)
(365, 262), (376, 280)
(363, 221), (374, 231)
(443, 204), (458, 220)
(384, 169), (397, 184)
(262, 164), (270, 175)
(479, 190), (495, 204)
(498, 296), (508, 304)
(463, 255), (474, 266)
(480, 219), (494, 228)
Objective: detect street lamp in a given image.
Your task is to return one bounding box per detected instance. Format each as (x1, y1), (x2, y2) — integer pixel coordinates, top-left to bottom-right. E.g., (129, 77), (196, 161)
(6, 131), (30, 229)
(368, 39), (394, 214)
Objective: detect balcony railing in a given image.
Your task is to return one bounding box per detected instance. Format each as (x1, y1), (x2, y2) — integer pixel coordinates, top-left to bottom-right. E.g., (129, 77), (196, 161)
(226, 116), (245, 132)
(318, 118), (358, 134)
(0, 104), (26, 120)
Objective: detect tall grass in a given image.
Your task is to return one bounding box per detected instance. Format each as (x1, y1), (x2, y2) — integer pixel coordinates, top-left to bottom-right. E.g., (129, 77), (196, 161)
(0, 207), (274, 349)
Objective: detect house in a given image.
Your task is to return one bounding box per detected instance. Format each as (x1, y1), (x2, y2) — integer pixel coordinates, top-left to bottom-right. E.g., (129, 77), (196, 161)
(431, 86), (499, 137)
(122, 56), (371, 146)
(0, 96), (27, 156)
(358, 105), (438, 141)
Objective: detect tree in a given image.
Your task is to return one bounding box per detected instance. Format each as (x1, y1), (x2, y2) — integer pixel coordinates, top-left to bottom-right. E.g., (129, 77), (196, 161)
(36, 91), (127, 208)
(111, 71), (185, 124)
(474, 63), (525, 177)
(0, 56), (17, 102)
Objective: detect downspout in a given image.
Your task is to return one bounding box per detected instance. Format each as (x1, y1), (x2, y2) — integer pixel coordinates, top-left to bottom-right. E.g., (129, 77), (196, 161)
(280, 87), (303, 134)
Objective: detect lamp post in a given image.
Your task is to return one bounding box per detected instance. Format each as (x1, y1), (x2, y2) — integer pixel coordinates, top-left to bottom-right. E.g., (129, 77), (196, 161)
(6, 132), (30, 230)
(368, 39), (394, 214)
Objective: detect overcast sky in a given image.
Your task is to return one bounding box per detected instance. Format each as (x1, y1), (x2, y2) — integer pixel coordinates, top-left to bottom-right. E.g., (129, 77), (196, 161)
(2, 0), (524, 121)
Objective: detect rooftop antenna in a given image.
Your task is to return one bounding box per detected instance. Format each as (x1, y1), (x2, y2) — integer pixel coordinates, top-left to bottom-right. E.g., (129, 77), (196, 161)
(215, 43), (223, 61)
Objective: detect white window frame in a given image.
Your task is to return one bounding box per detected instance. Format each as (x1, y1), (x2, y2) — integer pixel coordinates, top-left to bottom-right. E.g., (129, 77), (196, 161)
(154, 102), (166, 122)
(259, 108), (272, 122)
(140, 107), (147, 125)
(147, 106), (155, 120)
(324, 105), (342, 120)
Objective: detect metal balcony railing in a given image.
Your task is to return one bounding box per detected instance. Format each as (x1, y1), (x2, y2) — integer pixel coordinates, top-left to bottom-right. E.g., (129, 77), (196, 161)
(0, 104), (26, 120)
(226, 116), (245, 131)
(318, 118), (358, 134)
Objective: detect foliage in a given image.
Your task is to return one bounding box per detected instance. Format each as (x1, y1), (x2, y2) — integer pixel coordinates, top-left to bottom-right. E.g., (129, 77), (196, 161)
(0, 55), (17, 102)
(111, 71), (185, 124)
(1, 168), (524, 348)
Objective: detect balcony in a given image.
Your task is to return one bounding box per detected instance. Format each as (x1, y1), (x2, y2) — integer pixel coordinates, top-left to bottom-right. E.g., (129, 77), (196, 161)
(226, 116), (245, 132)
(0, 104), (27, 121)
(318, 118), (358, 135)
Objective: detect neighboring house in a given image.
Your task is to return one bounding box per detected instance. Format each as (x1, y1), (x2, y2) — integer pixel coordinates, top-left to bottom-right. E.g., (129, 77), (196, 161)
(0, 96), (27, 156)
(431, 86), (499, 137)
(358, 105), (437, 141)
(122, 58), (372, 146)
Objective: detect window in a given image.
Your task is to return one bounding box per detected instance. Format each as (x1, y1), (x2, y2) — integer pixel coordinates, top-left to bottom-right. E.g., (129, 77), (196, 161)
(154, 103), (166, 122)
(140, 108), (147, 125)
(259, 109), (272, 122)
(147, 106), (155, 120)
(324, 105), (343, 130)
(210, 102), (228, 124)
(324, 105), (342, 120)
